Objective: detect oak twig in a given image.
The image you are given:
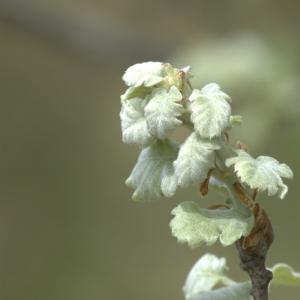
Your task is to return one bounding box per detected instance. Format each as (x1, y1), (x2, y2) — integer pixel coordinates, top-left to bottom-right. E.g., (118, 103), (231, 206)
(236, 203), (274, 300)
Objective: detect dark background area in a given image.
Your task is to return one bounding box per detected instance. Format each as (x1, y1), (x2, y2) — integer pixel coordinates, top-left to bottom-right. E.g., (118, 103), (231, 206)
(0, 1), (299, 299)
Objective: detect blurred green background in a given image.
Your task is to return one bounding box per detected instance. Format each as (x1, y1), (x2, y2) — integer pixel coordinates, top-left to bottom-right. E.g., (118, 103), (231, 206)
(0, 0), (299, 299)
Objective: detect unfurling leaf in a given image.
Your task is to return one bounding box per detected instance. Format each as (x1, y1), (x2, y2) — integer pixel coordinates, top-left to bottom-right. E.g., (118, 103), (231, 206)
(174, 132), (220, 188)
(122, 61), (164, 87)
(183, 253), (251, 300)
(226, 150), (293, 199)
(126, 140), (178, 201)
(191, 282), (252, 300)
(170, 202), (254, 248)
(121, 86), (152, 102)
(271, 263), (300, 287)
(183, 253), (229, 296)
(145, 86), (184, 139)
(189, 83), (231, 138)
(184, 254), (300, 300)
(120, 98), (154, 146)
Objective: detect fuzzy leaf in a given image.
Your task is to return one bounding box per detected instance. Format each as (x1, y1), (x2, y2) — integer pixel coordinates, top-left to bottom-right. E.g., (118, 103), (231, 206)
(145, 86), (184, 139)
(126, 140), (178, 201)
(226, 150), (293, 199)
(120, 98), (154, 146)
(183, 254), (251, 300)
(174, 132), (220, 187)
(189, 282), (252, 300)
(183, 254), (229, 297)
(121, 86), (152, 102)
(170, 202), (254, 248)
(122, 62), (164, 87)
(189, 83), (231, 138)
(271, 263), (300, 287)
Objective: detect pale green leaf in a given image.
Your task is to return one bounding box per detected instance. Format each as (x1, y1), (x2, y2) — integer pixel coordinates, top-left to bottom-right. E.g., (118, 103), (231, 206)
(144, 86), (184, 139)
(121, 86), (152, 102)
(120, 98), (154, 146)
(174, 132), (220, 187)
(126, 140), (178, 201)
(183, 253), (230, 297)
(183, 254), (251, 300)
(271, 263), (300, 287)
(122, 62), (164, 87)
(226, 150), (293, 199)
(170, 202), (254, 248)
(189, 83), (232, 138)
(190, 282), (252, 300)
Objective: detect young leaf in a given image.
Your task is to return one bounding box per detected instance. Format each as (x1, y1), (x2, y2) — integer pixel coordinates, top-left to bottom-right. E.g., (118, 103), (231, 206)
(190, 282), (251, 300)
(226, 150), (293, 199)
(183, 253), (230, 297)
(271, 263), (300, 287)
(120, 98), (154, 146)
(189, 83), (232, 138)
(126, 139), (178, 201)
(183, 254), (251, 300)
(121, 86), (152, 102)
(122, 62), (164, 87)
(145, 86), (184, 139)
(170, 202), (254, 248)
(174, 132), (220, 187)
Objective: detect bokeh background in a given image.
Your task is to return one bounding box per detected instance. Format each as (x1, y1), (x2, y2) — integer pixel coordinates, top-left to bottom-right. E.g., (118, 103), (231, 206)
(0, 0), (299, 299)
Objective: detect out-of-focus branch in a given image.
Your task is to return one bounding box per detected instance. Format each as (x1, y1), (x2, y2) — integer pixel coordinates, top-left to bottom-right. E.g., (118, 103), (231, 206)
(0, 0), (170, 64)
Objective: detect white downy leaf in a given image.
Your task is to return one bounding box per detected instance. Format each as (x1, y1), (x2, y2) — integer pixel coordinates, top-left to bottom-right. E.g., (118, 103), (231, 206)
(270, 263), (300, 287)
(121, 86), (152, 102)
(126, 140), (178, 201)
(145, 86), (184, 139)
(170, 202), (254, 248)
(120, 98), (154, 146)
(226, 150), (293, 199)
(122, 62), (164, 87)
(183, 254), (229, 297)
(183, 254), (251, 300)
(189, 83), (231, 138)
(189, 282), (252, 300)
(174, 132), (220, 187)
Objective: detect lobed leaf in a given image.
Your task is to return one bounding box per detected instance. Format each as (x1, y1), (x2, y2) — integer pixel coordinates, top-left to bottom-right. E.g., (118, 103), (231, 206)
(145, 86), (184, 139)
(226, 150), (293, 199)
(121, 86), (152, 102)
(170, 202), (254, 248)
(184, 255), (300, 300)
(122, 62), (164, 87)
(271, 263), (300, 287)
(183, 254), (251, 300)
(189, 83), (232, 138)
(126, 139), (178, 201)
(174, 132), (220, 188)
(120, 98), (154, 146)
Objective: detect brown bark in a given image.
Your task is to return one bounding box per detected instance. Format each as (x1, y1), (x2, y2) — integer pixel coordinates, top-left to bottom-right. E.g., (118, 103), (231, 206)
(236, 204), (274, 300)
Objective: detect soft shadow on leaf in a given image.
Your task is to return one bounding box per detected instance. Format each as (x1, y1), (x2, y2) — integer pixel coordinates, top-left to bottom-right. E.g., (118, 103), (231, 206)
(170, 202), (254, 248)
(271, 264), (300, 287)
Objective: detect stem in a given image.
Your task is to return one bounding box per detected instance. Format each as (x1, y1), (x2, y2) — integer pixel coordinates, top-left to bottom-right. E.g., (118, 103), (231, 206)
(215, 137), (274, 300)
(236, 239), (273, 300)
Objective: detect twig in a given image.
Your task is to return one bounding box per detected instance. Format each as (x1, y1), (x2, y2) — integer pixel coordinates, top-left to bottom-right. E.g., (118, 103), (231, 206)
(234, 185), (274, 300)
